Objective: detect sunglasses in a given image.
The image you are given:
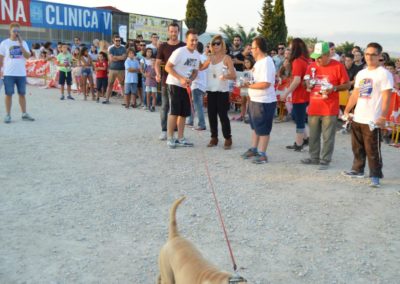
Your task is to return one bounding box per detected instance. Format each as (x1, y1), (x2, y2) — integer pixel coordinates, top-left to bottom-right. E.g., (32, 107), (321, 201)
(212, 41), (221, 46)
(278, 47), (285, 50)
(115, 40), (121, 42)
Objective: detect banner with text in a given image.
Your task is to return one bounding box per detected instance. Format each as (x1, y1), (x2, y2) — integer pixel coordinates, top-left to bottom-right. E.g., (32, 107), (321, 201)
(128, 13), (180, 41)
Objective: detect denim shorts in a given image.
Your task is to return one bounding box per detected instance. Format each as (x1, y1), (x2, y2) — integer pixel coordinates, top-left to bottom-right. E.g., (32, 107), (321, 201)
(81, 68), (92, 77)
(292, 102), (308, 133)
(3, 76), (27, 96)
(145, 86), (157, 93)
(248, 101), (277, 136)
(125, 83), (138, 95)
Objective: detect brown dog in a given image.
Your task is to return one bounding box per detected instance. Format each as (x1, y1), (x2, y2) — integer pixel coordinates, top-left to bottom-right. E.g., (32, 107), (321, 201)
(157, 197), (247, 284)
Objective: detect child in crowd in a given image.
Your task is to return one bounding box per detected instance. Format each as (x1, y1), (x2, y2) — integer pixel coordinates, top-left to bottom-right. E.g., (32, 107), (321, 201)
(144, 58), (157, 112)
(234, 56), (254, 121)
(95, 51), (108, 103)
(140, 48), (154, 109)
(384, 61), (400, 90)
(56, 43), (74, 100)
(71, 48), (82, 96)
(276, 59), (292, 122)
(124, 48), (140, 108)
(79, 47), (95, 100)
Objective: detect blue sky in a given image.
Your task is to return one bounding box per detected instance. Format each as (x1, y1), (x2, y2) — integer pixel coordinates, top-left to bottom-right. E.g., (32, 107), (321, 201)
(45, 0), (400, 54)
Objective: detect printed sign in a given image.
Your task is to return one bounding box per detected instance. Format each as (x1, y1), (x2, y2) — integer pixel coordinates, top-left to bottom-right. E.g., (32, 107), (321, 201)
(128, 13), (180, 41)
(0, 0), (30, 26)
(26, 59), (50, 77)
(29, 1), (112, 35)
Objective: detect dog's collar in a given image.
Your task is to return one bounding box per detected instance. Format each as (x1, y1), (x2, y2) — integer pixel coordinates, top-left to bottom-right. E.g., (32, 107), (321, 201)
(229, 275), (247, 283)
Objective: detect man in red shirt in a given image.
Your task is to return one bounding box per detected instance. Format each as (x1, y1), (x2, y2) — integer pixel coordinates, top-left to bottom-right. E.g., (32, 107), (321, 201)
(301, 42), (350, 169)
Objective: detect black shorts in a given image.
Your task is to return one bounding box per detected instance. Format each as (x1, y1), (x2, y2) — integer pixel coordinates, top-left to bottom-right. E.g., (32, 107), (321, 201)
(168, 84), (191, 117)
(59, 71), (72, 86)
(96, 77), (108, 92)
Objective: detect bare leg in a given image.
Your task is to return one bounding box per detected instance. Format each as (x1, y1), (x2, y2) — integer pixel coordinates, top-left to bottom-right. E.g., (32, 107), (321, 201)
(258, 135), (270, 153)
(18, 95), (27, 113)
(251, 130), (259, 149)
(177, 116), (186, 139)
(5, 95), (12, 114)
(60, 85), (65, 96)
(167, 115), (177, 138)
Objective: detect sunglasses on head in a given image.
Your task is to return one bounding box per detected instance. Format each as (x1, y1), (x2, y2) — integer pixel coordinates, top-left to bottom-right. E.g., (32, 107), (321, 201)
(212, 41), (221, 46)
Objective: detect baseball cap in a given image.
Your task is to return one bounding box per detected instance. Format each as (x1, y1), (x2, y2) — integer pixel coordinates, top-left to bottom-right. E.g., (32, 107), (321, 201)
(310, 42), (330, 59)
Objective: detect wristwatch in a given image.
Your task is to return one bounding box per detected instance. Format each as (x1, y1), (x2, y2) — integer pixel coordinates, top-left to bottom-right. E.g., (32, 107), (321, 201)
(333, 86), (337, 92)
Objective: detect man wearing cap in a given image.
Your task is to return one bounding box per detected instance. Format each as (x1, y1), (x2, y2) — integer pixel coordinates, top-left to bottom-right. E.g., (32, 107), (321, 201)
(301, 42), (350, 169)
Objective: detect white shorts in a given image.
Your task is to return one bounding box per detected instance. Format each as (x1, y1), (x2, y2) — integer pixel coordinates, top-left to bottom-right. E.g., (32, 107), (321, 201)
(145, 86), (157, 93)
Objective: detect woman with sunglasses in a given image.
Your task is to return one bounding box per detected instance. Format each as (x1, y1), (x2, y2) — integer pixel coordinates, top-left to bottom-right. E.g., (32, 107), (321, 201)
(206, 35), (236, 149)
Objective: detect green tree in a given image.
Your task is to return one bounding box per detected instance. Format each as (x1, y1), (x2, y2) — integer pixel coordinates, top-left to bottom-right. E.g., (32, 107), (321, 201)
(336, 41), (355, 55)
(219, 24), (257, 46)
(257, 0), (274, 47)
(272, 0), (287, 46)
(185, 0), (207, 35)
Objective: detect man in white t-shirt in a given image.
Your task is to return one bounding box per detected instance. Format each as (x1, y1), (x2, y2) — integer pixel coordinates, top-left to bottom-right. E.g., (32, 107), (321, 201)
(343, 42), (394, 188)
(164, 29), (210, 149)
(240, 37), (276, 164)
(0, 22), (34, 123)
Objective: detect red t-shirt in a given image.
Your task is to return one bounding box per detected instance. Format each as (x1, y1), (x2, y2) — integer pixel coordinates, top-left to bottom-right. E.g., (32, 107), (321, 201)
(306, 60), (349, 116)
(95, 61), (108, 78)
(291, 56), (310, 103)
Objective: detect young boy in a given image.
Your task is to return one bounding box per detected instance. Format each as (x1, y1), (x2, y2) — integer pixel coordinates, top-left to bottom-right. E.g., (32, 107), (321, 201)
(144, 58), (157, 112)
(56, 43), (74, 100)
(124, 48), (140, 108)
(95, 51), (108, 103)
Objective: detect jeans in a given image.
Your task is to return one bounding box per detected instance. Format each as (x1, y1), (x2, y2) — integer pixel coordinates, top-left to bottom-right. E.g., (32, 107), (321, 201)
(142, 77), (146, 105)
(186, 88), (206, 128)
(292, 103), (308, 133)
(207, 91), (231, 139)
(308, 115), (337, 163)
(351, 121), (383, 178)
(160, 84), (170, 132)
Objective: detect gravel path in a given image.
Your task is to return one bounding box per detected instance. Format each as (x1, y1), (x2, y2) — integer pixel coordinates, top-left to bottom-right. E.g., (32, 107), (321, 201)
(1, 86), (399, 283)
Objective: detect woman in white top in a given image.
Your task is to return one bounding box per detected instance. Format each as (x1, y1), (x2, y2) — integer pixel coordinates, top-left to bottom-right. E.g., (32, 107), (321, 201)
(206, 35), (236, 149)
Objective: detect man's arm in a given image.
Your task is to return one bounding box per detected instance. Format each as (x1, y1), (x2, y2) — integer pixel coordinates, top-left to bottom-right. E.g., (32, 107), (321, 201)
(248, 82), (271, 90)
(0, 55), (4, 77)
(165, 61), (187, 87)
(376, 89), (392, 128)
(344, 88), (359, 115)
(155, 59), (162, 82)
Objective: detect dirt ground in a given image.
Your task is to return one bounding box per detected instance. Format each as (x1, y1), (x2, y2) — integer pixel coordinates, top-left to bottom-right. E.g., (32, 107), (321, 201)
(1, 86), (399, 284)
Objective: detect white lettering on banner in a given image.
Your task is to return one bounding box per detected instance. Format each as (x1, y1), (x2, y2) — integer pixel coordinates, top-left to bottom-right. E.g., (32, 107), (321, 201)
(91, 12), (98, 28)
(55, 6), (63, 25)
(15, 0), (26, 22)
(83, 10), (90, 28)
(68, 7), (77, 26)
(46, 5), (55, 25)
(103, 12), (111, 30)
(78, 9), (82, 27)
(1, 0), (12, 21)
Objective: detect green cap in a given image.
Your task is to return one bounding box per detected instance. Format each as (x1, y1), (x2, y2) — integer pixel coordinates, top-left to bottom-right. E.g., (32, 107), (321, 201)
(310, 42), (330, 59)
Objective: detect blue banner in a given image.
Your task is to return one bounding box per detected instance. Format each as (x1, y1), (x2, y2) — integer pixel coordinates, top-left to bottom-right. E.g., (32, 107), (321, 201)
(29, 1), (112, 35)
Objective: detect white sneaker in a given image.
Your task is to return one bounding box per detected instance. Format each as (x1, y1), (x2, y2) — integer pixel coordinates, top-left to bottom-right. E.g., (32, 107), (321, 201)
(159, 131), (167, 141)
(167, 138), (176, 149)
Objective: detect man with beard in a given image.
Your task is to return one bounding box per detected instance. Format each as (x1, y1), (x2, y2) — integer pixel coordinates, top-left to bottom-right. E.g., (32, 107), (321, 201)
(155, 23), (186, 140)
(229, 35), (244, 72)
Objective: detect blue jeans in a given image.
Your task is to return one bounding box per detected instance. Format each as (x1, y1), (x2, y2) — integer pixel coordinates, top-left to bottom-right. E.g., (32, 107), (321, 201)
(186, 88), (206, 128)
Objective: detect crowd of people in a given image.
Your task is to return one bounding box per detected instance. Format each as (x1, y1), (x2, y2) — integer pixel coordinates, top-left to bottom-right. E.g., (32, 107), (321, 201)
(1, 21), (399, 188)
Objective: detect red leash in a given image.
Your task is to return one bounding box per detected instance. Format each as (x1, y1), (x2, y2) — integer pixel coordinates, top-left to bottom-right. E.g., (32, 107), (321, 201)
(186, 86), (238, 272)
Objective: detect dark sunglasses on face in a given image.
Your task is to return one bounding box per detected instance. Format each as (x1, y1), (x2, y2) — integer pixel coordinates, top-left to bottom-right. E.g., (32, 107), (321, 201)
(212, 41), (221, 46)
(115, 40), (121, 42)
(278, 47), (285, 50)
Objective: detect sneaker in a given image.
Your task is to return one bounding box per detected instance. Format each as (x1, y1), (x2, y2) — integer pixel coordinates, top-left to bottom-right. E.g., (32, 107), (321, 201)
(301, 158), (320, 165)
(286, 142), (303, 152)
(185, 123), (194, 128)
(194, 126), (206, 131)
(241, 148), (258, 159)
(146, 107), (151, 112)
(67, 95), (75, 100)
(60, 95), (65, 100)
(141, 105), (146, 110)
(369, 177), (380, 188)
(21, 113), (35, 121)
(167, 138), (176, 149)
(96, 98), (100, 103)
(151, 106), (155, 112)
(318, 161), (330, 170)
(4, 114), (11, 124)
(176, 138), (194, 147)
(342, 170), (365, 178)
(159, 131), (167, 141)
(303, 138), (309, 146)
(252, 154), (268, 164)
(102, 100), (110, 104)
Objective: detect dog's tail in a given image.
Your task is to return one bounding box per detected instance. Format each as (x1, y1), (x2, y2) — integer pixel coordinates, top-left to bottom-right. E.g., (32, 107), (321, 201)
(169, 196), (186, 240)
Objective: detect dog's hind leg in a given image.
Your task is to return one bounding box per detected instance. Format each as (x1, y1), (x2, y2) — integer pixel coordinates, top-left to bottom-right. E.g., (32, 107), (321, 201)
(158, 249), (175, 284)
